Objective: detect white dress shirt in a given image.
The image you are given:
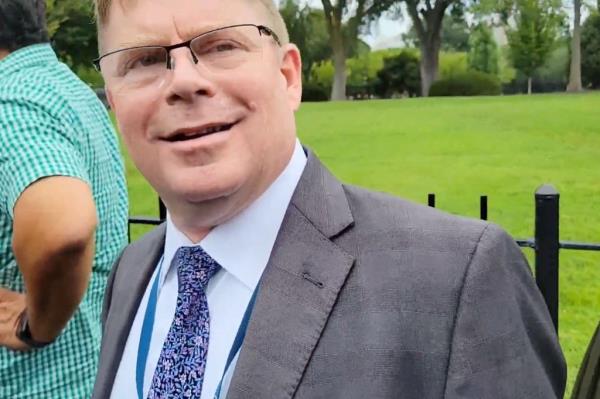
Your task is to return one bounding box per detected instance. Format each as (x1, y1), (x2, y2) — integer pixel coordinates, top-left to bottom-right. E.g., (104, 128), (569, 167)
(111, 141), (307, 399)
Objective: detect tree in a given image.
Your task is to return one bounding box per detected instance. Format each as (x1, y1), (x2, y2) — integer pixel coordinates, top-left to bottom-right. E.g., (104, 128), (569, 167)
(582, 12), (600, 88)
(320, 0), (395, 100)
(401, 1), (462, 97)
(566, 0), (583, 92)
(506, 0), (564, 94)
(402, 10), (470, 52)
(46, 0), (98, 71)
(280, 1), (331, 82)
(468, 24), (499, 75)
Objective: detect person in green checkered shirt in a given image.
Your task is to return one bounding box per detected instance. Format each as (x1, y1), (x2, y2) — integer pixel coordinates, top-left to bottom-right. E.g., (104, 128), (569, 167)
(0, 0), (128, 397)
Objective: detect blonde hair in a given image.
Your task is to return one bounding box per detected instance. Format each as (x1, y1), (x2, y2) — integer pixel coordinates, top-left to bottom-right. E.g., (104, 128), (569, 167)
(93, 0), (289, 44)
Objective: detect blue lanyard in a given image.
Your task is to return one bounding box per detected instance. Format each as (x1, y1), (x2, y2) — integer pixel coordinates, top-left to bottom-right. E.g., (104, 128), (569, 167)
(136, 255), (164, 399)
(213, 287), (258, 398)
(135, 255), (258, 399)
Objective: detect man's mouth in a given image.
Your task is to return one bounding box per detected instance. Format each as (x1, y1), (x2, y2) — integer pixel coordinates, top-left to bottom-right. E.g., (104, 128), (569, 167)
(164, 121), (238, 143)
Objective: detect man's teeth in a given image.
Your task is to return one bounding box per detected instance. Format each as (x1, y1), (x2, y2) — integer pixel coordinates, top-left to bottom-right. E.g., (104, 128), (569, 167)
(172, 123), (233, 141)
(200, 124), (230, 135)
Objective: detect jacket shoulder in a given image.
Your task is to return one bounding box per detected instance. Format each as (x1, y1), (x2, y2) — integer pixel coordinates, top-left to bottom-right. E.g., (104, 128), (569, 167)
(342, 184), (490, 254)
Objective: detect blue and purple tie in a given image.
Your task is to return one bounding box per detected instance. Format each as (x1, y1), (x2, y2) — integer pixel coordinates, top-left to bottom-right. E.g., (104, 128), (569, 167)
(148, 246), (221, 399)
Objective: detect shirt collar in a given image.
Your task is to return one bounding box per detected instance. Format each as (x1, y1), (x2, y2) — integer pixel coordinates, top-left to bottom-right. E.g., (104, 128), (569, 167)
(162, 139), (307, 290)
(0, 43), (57, 79)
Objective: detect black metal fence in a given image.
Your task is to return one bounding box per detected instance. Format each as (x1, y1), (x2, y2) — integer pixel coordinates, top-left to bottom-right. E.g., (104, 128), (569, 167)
(428, 184), (600, 333)
(127, 184), (600, 332)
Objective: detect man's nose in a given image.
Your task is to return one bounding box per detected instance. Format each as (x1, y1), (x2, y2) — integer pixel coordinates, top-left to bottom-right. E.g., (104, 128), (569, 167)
(164, 48), (216, 105)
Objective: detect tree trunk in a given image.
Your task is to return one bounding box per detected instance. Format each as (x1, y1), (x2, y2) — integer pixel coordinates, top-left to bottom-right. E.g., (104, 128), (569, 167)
(330, 30), (347, 101)
(528, 77), (533, 95)
(567, 0), (583, 92)
(420, 37), (441, 97)
(405, 2), (447, 97)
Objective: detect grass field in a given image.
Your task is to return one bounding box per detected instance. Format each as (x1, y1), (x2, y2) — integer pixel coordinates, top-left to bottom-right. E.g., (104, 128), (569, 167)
(123, 92), (600, 395)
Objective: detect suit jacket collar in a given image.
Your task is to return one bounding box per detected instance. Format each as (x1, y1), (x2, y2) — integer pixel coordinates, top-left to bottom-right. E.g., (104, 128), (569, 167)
(291, 149), (354, 239)
(93, 224), (165, 399)
(225, 150), (356, 398)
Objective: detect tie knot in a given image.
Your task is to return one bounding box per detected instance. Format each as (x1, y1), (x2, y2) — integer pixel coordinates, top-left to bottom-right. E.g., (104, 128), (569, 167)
(174, 246), (220, 290)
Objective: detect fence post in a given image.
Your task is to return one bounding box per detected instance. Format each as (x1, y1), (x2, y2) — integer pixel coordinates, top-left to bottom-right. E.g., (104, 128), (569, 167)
(534, 185), (560, 333)
(480, 196), (488, 220)
(428, 194), (436, 208)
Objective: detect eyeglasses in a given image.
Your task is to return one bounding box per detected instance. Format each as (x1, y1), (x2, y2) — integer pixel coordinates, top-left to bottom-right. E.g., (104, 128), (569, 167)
(93, 24), (281, 90)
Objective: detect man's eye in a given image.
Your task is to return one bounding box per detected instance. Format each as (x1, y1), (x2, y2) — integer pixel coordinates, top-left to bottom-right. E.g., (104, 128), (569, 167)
(214, 43), (236, 52)
(203, 41), (242, 54)
(130, 55), (162, 69)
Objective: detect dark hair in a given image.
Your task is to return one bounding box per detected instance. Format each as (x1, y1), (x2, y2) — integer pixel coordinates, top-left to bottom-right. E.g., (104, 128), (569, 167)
(0, 0), (49, 52)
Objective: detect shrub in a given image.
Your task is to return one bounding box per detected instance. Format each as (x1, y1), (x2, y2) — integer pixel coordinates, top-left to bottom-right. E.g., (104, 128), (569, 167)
(374, 51), (421, 98)
(439, 52), (468, 79)
(302, 82), (329, 102)
(429, 71), (502, 96)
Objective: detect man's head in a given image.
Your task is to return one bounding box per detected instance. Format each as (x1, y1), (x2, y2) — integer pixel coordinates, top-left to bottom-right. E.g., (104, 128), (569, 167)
(94, 0), (302, 241)
(0, 0), (49, 54)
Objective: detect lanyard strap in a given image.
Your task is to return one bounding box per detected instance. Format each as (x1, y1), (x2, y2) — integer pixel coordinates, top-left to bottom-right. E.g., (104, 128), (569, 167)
(136, 256), (164, 399)
(213, 287), (258, 399)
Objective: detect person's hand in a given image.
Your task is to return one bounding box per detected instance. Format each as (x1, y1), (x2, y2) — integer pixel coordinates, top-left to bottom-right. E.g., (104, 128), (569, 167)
(0, 288), (29, 351)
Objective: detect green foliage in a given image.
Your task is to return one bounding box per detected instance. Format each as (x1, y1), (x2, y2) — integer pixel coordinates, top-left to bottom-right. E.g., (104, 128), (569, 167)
(310, 60), (335, 93)
(506, 0), (565, 79)
(403, 11), (471, 52)
(468, 24), (499, 75)
(76, 66), (104, 88)
(441, 12), (471, 52)
(499, 46), (518, 83)
(46, 0), (98, 71)
(429, 70), (502, 96)
(310, 49), (401, 96)
(582, 12), (600, 88)
(439, 52), (469, 79)
(374, 51), (421, 98)
(535, 41), (569, 82)
(302, 82), (329, 102)
(280, 1), (330, 80)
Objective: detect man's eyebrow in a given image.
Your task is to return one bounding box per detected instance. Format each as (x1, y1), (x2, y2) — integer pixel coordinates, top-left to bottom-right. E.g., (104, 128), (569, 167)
(114, 24), (225, 50)
(177, 24), (223, 42)
(116, 33), (172, 49)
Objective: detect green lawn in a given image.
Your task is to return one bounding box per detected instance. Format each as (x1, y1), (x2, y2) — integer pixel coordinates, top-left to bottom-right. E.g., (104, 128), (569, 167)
(124, 92), (600, 396)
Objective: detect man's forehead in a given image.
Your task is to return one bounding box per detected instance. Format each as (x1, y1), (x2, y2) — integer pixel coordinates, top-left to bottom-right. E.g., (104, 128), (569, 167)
(103, 0), (260, 48)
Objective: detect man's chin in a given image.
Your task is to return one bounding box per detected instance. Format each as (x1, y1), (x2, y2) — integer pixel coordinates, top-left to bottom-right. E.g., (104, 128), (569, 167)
(176, 183), (240, 206)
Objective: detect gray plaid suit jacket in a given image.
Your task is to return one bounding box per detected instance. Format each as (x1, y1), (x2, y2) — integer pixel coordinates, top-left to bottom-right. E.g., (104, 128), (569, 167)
(92, 150), (566, 399)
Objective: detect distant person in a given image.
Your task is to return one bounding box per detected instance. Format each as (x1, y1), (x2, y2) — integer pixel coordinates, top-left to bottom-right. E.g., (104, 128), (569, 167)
(0, 0), (128, 398)
(91, 0), (565, 398)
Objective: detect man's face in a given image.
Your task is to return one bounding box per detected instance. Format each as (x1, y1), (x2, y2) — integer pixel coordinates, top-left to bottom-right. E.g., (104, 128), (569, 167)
(101, 0), (301, 229)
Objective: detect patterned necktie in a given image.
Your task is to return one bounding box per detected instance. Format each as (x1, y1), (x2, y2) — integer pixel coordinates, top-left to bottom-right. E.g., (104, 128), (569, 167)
(148, 246), (221, 399)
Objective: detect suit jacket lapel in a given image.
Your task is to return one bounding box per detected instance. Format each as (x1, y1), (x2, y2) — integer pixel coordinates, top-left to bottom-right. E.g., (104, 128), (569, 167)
(93, 224), (166, 399)
(226, 151), (356, 399)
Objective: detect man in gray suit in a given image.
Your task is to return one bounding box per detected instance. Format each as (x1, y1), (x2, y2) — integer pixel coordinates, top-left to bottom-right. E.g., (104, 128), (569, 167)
(91, 0), (566, 398)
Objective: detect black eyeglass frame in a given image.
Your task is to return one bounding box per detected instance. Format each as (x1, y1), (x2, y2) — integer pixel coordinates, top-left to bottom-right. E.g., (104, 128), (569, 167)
(92, 23), (281, 71)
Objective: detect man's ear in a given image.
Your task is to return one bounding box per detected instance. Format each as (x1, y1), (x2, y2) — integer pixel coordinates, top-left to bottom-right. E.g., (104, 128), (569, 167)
(106, 87), (116, 111)
(279, 44), (303, 111)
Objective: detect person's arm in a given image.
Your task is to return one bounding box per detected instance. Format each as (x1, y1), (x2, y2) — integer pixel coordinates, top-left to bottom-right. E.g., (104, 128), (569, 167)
(443, 224), (566, 399)
(9, 176), (96, 346)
